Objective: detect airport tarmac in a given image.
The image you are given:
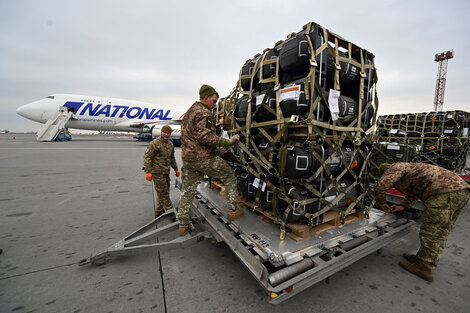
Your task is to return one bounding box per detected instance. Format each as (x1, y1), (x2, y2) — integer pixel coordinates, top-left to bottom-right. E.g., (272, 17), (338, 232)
(0, 133), (469, 313)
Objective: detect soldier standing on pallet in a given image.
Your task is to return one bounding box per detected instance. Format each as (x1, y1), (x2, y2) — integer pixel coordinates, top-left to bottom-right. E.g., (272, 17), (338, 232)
(375, 162), (470, 282)
(143, 125), (180, 217)
(177, 84), (242, 236)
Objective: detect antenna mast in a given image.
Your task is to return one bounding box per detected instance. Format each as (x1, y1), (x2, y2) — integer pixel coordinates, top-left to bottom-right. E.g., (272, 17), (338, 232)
(433, 50), (454, 112)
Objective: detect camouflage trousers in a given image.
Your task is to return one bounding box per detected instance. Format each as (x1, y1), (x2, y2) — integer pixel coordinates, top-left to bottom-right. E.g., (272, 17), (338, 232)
(417, 189), (469, 268)
(177, 156), (238, 225)
(152, 174), (173, 214)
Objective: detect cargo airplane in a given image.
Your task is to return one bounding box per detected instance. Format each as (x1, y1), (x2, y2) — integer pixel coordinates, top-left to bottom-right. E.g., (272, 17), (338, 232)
(16, 94), (186, 143)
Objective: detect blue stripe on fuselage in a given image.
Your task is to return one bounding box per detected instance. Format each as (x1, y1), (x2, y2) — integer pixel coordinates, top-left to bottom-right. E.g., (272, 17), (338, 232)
(63, 101), (85, 113)
(63, 101), (172, 120)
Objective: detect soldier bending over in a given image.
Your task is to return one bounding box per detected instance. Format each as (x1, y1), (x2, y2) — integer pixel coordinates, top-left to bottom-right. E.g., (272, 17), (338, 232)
(375, 162), (469, 282)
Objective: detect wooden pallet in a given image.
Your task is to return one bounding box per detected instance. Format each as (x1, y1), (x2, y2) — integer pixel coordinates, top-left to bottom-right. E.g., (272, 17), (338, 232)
(238, 197), (367, 242)
(209, 179), (226, 196)
(209, 178), (367, 242)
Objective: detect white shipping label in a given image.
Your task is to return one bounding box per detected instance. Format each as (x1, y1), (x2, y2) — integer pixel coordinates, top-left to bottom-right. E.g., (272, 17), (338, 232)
(444, 129), (453, 134)
(387, 145), (401, 150)
(325, 195), (336, 202)
(262, 182), (266, 192)
(328, 90), (341, 121)
(279, 85), (300, 102)
(390, 129), (398, 134)
(447, 114), (453, 118)
(330, 156), (341, 164)
(256, 94), (265, 106)
(463, 128), (469, 137)
(252, 178), (260, 188)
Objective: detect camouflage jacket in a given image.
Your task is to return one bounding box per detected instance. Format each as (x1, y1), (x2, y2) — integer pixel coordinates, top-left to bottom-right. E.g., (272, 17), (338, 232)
(181, 101), (224, 162)
(375, 162), (470, 208)
(143, 136), (178, 174)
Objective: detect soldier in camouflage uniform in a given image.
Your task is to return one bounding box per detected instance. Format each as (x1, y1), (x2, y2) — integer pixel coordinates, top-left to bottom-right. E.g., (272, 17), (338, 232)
(375, 162), (470, 282)
(143, 125), (180, 217)
(177, 84), (242, 236)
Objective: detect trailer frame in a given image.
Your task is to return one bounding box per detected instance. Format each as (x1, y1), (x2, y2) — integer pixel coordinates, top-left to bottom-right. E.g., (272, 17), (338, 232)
(79, 179), (415, 304)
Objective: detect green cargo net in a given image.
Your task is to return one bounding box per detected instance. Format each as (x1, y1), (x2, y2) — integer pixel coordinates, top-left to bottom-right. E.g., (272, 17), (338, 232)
(376, 111), (469, 172)
(216, 21), (379, 233)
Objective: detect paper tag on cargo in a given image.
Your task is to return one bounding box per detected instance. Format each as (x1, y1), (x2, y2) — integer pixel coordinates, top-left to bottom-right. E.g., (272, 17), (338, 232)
(261, 182), (266, 192)
(280, 85), (300, 102)
(328, 90), (340, 121)
(256, 94), (265, 106)
(387, 145), (400, 150)
(330, 156), (341, 164)
(463, 128), (469, 137)
(252, 178), (260, 188)
(325, 195), (336, 202)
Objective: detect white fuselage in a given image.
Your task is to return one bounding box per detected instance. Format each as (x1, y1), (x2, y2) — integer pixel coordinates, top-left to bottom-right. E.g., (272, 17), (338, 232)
(16, 94), (186, 135)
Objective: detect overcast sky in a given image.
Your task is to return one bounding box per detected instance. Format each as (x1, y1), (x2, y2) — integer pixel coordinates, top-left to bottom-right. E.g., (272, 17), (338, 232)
(1, 0), (469, 132)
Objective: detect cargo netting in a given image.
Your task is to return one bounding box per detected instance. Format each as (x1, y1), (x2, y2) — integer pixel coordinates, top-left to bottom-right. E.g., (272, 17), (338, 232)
(216, 21), (379, 234)
(375, 111), (469, 172)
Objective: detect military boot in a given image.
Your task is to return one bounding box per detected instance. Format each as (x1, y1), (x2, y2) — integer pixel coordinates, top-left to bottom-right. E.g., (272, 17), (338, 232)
(399, 260), (434, 282)
(155, 208), (164, 218)
(227, 208), (243, 221)
(179, 224), (188, 236)
(403, 253), (417, 263)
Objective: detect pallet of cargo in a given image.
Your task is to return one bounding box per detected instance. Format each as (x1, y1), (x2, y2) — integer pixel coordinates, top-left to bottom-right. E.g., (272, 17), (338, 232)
(210, 174), (368, 241)
(237, 194), (366, 241)
(376, 110), (469, 172)
(217, 21), (379, 234)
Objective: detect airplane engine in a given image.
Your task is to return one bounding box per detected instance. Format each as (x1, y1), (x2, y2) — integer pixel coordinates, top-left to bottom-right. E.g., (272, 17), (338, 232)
(151, 125), (181, 139)
(137, 125), (153, 140)
(150, 125), (182, 146)
(142, 125), (152, 133)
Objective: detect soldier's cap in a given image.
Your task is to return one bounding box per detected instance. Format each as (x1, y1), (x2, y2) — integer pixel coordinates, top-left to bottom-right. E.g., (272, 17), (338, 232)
(199, 84), (219, 100)
(378, 163), (391, 176)
(161, 125), (172, 133)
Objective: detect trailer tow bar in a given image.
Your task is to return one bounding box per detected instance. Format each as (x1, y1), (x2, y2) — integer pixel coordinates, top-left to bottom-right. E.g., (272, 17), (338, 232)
(78, 209), (208, 266)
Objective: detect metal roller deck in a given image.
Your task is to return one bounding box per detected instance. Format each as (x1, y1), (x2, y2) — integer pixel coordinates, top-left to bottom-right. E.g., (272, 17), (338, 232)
(79, 179), (414, 303)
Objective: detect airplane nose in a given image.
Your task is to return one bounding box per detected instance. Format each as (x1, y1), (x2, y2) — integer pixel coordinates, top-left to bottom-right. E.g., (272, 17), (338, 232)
(16, 104), (28, 118)
(16, 101), (44, 122)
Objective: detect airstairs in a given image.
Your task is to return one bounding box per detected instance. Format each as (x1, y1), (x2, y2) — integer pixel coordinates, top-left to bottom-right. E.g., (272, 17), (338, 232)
(36, 107), (73, 141)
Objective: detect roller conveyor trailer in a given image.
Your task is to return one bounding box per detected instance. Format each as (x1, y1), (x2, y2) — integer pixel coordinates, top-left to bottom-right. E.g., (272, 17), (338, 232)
(79, 180), (415, 304)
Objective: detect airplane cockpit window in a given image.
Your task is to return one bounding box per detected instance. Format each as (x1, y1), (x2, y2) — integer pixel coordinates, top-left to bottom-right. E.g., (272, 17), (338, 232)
(47, 95), (55, 99)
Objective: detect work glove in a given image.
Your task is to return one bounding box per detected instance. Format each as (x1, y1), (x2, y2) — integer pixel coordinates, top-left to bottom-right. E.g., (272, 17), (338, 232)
(145, 173), (153, 181)
(175, 170), (180, 177)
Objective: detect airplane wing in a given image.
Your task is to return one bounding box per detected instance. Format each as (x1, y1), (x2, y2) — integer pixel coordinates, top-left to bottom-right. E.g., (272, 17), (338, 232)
(115, 119), (182, 129)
